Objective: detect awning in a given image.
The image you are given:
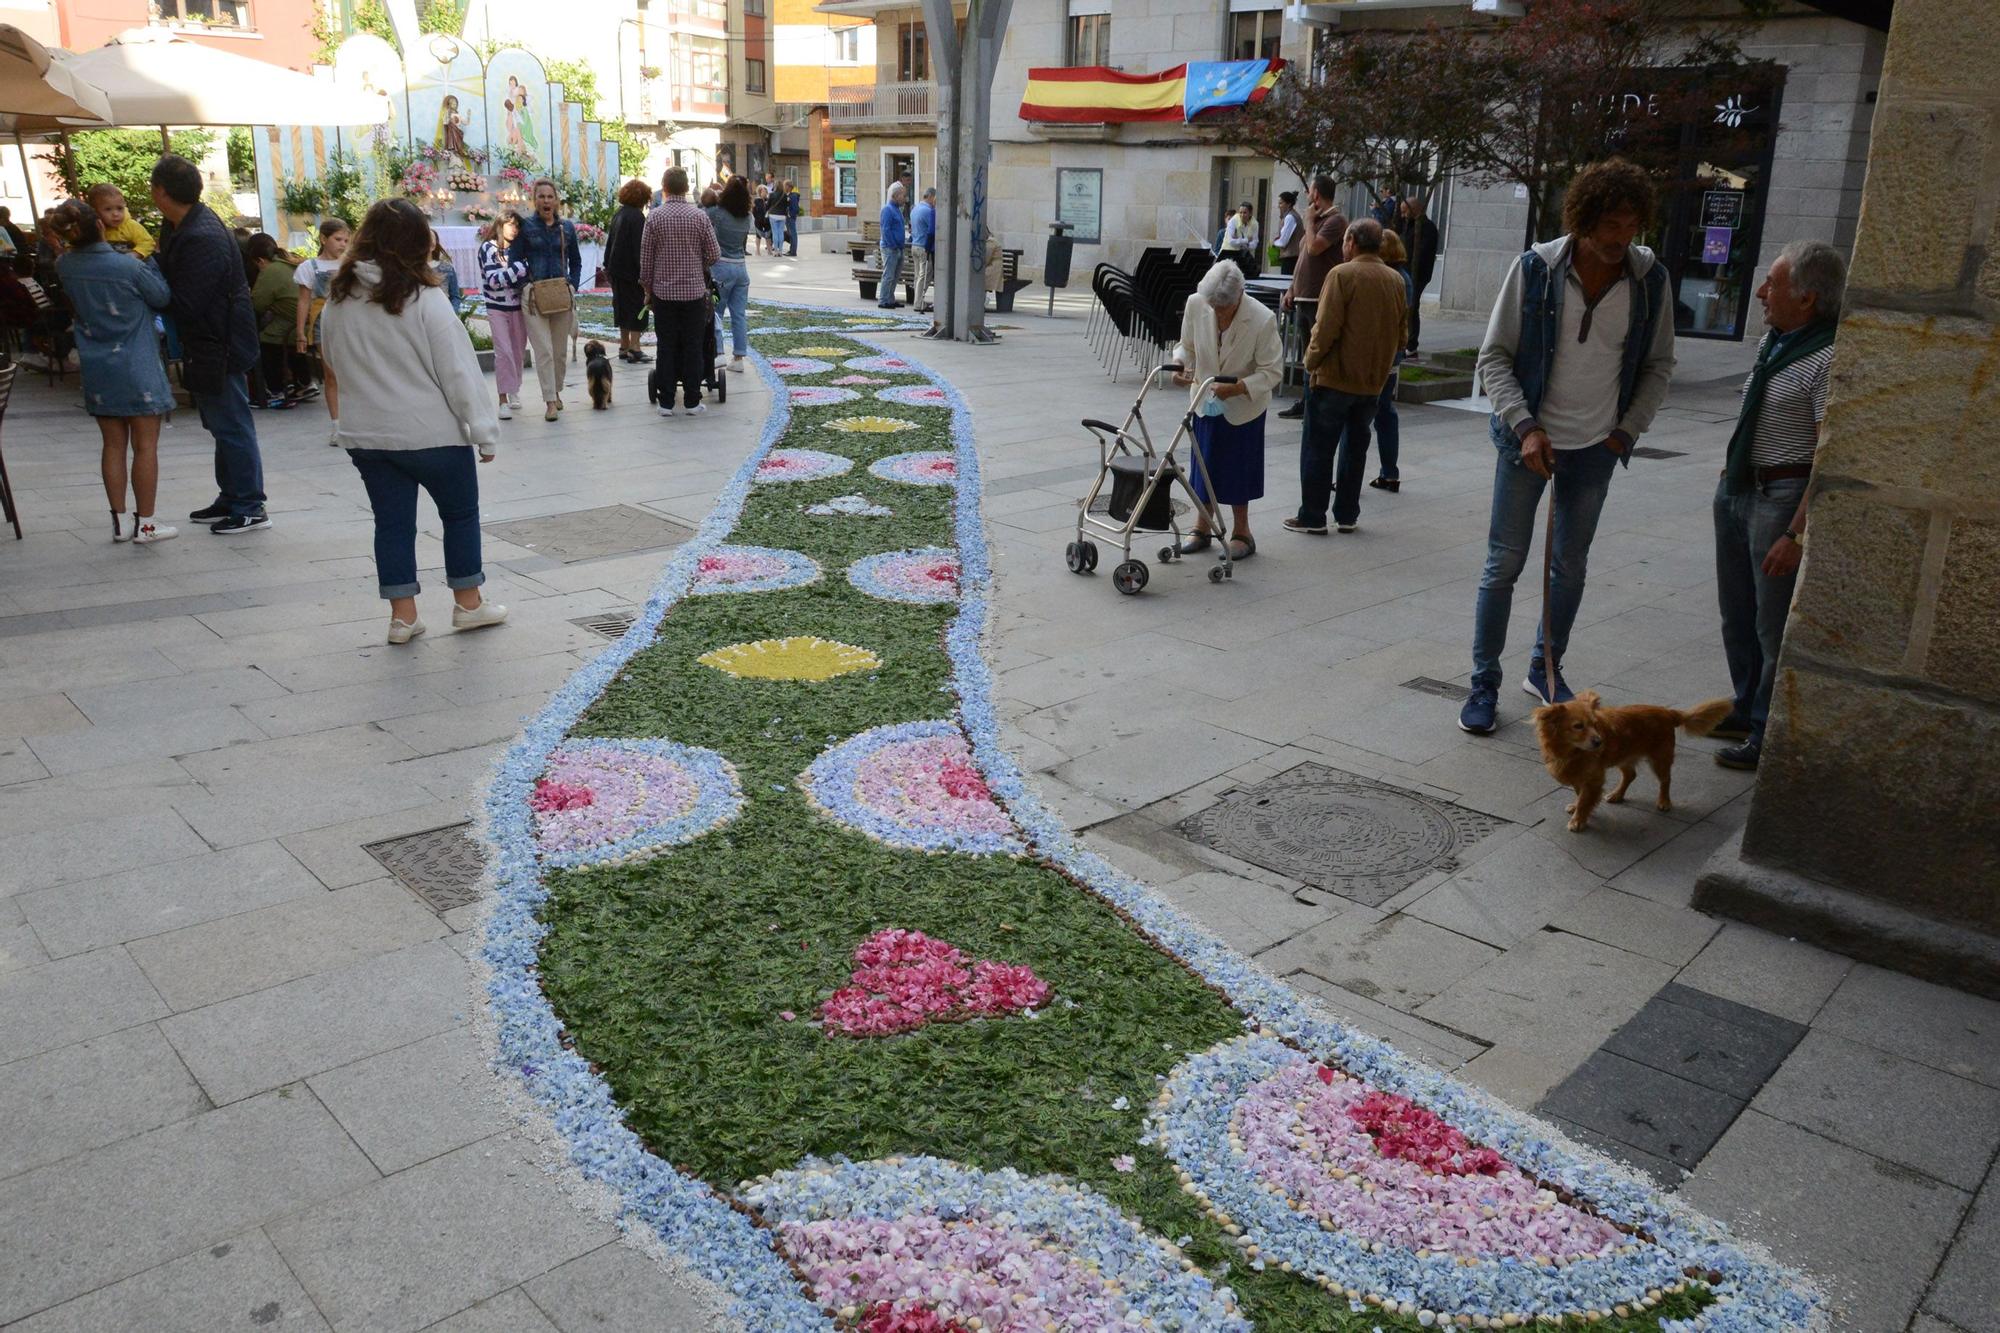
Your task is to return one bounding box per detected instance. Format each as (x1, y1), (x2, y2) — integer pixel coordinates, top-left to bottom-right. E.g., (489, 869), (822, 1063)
(59, 28), (388, 128)
(0, 23), (111, 125)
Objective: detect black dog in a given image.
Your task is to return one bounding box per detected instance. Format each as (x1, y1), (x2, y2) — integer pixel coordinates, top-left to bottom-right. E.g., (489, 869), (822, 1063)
(584, 341), (613, 410)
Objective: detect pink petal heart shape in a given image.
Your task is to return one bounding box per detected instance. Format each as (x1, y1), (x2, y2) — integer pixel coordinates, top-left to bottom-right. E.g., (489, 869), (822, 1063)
(819, 928), (1049, 1038)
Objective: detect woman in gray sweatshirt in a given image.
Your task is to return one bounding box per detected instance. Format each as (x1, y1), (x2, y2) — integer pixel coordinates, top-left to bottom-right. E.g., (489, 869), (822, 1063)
(321, 198), (506, 645)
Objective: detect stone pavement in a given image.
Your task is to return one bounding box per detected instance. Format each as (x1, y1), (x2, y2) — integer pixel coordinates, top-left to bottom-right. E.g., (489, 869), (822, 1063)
(0, 250), (1993, 1333)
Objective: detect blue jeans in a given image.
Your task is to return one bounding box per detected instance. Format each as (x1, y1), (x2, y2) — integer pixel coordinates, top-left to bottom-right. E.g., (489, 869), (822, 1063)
(347, 447), (485, 600)
(1470, 443), (1619, 692)
(767, 215), (787, 254)
(786, 215), (799, 256)
(1297, 386), (1374, 527)
(1714, 475), (1806, 740)
(1373, 370), (1400, 481)
(880, 246), (905, 305)
(197, 374), (265, 518)
(712, 259), (750, 357)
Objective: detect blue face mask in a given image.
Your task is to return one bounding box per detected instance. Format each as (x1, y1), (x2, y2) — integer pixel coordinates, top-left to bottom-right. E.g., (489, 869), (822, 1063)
(1201, 395), (1227, 417)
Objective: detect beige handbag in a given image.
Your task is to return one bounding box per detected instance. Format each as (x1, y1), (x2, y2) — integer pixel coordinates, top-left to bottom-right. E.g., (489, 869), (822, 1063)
(526, 276), (572, 317)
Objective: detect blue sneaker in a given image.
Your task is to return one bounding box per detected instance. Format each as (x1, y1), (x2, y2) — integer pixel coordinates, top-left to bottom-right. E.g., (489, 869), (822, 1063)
(1458, 687), (1498, 735)
(1522, 662), (1574, 704)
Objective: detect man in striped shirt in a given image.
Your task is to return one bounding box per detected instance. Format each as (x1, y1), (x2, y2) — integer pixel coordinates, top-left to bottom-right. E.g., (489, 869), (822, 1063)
(1710, 239), (1847, 771)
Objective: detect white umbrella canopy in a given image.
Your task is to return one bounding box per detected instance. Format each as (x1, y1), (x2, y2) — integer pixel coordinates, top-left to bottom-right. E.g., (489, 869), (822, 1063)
(0, 24), (111, 123)
(61, 28), (388, 128)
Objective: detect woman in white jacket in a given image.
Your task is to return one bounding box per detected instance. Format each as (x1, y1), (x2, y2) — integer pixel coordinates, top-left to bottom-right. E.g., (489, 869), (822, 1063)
(321, 198), (506, 645)
(1172, 260), (1281, 561)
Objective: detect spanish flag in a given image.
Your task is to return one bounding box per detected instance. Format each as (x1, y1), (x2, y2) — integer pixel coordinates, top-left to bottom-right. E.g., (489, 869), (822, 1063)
(1020, 59), (1282, 125)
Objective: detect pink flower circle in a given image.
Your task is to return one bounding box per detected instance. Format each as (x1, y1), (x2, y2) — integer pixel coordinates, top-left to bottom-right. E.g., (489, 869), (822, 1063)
(755, 449), (854, 484)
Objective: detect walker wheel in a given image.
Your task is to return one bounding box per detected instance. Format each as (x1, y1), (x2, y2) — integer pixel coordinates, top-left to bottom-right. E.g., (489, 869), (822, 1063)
(716, 373), (727, 404)
(1158, 545), (1178, 564)
(1065, 541), (1088, 574)
(1208, 565), (1225, 584)
(1112, 560), (1149, 596)
(1080, 540), (1099, 572)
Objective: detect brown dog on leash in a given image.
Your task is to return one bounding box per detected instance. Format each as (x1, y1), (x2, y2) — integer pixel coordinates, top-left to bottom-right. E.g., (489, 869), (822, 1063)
(1533, 692), (1733, 832)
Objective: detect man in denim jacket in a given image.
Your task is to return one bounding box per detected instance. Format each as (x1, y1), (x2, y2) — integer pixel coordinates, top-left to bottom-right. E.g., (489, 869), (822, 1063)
(1458, 159), (1677, 735)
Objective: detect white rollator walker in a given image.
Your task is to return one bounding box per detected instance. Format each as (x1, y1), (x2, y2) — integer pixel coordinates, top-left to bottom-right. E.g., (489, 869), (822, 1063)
(1066, 361), (1237, 596)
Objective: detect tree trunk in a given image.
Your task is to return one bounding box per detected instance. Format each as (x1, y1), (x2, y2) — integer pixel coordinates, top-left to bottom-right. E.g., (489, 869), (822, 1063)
(922, 0), (1012, 344)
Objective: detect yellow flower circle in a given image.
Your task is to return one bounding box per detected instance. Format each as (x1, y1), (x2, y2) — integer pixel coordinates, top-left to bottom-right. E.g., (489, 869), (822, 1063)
(698, 636), (881, 681)
(823, 416), (920, 435)
(790, 345), (854, 357)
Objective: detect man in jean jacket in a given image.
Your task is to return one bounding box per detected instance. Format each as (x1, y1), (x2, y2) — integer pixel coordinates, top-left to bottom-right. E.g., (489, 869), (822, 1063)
(1458, 158), (1676, 736)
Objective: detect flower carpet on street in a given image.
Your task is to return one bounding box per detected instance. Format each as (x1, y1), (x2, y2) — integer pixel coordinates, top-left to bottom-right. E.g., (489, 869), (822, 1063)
(480, 301), (1823, 1332)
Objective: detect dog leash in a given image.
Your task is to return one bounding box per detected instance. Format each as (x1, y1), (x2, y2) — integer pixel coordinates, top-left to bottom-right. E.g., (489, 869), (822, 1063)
(1538, 459), (1558, 706)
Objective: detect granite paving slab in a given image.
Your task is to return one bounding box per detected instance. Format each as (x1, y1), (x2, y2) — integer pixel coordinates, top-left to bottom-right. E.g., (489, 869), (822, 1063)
(1603, 982), (1808, 1100)
(2, 1227), (331, 1333)
(1539, 1047), (1747, 1170)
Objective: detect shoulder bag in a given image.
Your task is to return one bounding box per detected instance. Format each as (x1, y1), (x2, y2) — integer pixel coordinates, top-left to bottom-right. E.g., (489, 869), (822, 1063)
(524, 220), (574, 317)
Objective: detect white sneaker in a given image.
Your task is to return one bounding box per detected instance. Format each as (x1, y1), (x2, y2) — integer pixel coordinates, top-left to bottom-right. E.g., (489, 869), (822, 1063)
(657, 403), (675, 418)
(729, 357), (745, 373)
(498, 400), (513, 421)
(452, 600), (509, 631)
(683, 403), (708, 417)
(328, 420), (341, 447)
(131, 517), (178, 544)
(387, 617), (426, 645)
(111, 511), (134, 543)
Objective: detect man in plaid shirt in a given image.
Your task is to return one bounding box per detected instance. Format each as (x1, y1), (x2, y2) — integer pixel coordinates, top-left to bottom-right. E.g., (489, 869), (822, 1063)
(640, 166), (721, 417)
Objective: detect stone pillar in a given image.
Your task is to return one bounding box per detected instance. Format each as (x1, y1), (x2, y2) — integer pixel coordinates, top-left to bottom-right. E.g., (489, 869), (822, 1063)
(1695, 0), (2000, 998)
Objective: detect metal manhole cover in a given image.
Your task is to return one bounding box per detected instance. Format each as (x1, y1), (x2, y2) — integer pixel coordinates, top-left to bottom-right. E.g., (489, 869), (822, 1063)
(364, 823), (488, 914)
(483, 504), (694, 563)
(1400, 676), (1471, 701)
(1177, 764), (1507, 907)
(1629, 446), (1685, 459)
(571, 609), (640, 640)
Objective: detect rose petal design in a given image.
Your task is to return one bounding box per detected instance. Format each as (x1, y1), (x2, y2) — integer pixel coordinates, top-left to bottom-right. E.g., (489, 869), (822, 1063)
(847, 548), (960, 605)
(876, 384), (952, 408)
(842, 354), (915, 374)
(532, 738), (743, 869)
(755, 449), (855, 484)
(800, 720), (1021, 855)
(869, 452), (957, 487)
(767, 356), (837, 375)
(790, 386), (862, 407)
(692, 545), (821, 596)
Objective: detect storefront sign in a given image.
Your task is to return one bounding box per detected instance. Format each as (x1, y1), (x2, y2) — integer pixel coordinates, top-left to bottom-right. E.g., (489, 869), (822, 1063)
(1056, 167), (1103, 246)
(1701, 189), (1745, 229)
(833, 137), (856, 164)
(1702, 226), (1733, 265)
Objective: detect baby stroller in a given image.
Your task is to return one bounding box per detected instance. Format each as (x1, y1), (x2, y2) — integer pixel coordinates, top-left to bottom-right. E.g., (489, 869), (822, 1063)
(646, 284), (728, 408)
(1067, 361), (1236, 596)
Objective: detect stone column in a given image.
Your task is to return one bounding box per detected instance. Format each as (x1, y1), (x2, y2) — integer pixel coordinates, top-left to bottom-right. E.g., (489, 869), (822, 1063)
(1695, 0), (2000, 998)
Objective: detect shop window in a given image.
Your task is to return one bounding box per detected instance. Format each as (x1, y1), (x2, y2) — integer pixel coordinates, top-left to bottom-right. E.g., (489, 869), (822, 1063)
(836, 164), (858, 208)
(1067, 13), (1110, 67)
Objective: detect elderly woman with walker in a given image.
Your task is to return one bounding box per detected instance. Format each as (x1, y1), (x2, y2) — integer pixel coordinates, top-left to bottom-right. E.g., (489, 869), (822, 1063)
(1172, 260), (1282, 562)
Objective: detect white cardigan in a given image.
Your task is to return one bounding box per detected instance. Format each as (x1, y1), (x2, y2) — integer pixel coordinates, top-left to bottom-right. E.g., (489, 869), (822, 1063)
(321, 262), (500, 455)
(1172, 296), (1282, 426)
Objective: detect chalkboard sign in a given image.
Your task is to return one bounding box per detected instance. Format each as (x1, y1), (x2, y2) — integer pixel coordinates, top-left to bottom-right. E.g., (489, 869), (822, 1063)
(1701, 190), (1746, 230)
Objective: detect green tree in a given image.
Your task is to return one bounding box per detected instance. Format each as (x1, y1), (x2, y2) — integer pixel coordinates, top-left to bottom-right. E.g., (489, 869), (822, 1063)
(313, 0), (396, 64)
(226, 126), (256, 187)
(52, 129), (217, 231)
(418, 0), (466, 34)
(543, 57), (649, 179)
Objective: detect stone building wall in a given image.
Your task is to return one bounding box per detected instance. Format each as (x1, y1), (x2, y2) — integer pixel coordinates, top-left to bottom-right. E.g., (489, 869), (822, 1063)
(1696, 0), (2000, 995)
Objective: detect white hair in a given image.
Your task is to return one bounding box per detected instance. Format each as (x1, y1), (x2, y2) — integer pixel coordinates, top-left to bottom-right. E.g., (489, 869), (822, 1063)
(1197, 259), (1245, 309)
(1779, 239), (1848, 324)
(888, 181), (907, 202)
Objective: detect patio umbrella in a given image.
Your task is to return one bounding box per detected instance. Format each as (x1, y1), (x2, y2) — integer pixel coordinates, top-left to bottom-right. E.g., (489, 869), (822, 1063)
(0, 25), (111, 123)
(61, 28), (387, 132)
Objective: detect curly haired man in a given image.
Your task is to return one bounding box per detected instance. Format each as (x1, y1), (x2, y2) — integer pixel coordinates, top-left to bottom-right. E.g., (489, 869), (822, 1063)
(1459, 158), (1678, 735)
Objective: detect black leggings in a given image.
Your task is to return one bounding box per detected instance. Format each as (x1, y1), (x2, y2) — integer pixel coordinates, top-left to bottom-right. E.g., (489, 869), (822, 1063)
(259, 342), (314, 396)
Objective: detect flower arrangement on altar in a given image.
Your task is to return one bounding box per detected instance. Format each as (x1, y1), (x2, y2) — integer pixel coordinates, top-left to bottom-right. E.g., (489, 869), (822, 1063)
(574, 222), (605, 244)
(399, 160), (438, 197)
(462, 205), (498, 223)
(446, 168), (485, 192)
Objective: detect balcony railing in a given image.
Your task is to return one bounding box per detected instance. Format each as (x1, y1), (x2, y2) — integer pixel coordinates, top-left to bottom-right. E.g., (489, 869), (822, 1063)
(828, 81), (934, 128)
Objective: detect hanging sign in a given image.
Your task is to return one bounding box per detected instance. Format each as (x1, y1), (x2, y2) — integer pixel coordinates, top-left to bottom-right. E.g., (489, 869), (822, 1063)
(1702, 226), (1733, 265)
(1701, 190), (1745, 229)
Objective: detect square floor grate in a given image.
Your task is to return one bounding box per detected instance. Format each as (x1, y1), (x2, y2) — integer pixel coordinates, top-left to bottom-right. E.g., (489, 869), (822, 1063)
(1629, 446), (1686, 460)
(571, 608), (641, 640)
(1400, 676), (1472, 701)
(483, 504), (694, 564)
(1177, 763), (1508, 907)
(364, 823), (489, 914)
